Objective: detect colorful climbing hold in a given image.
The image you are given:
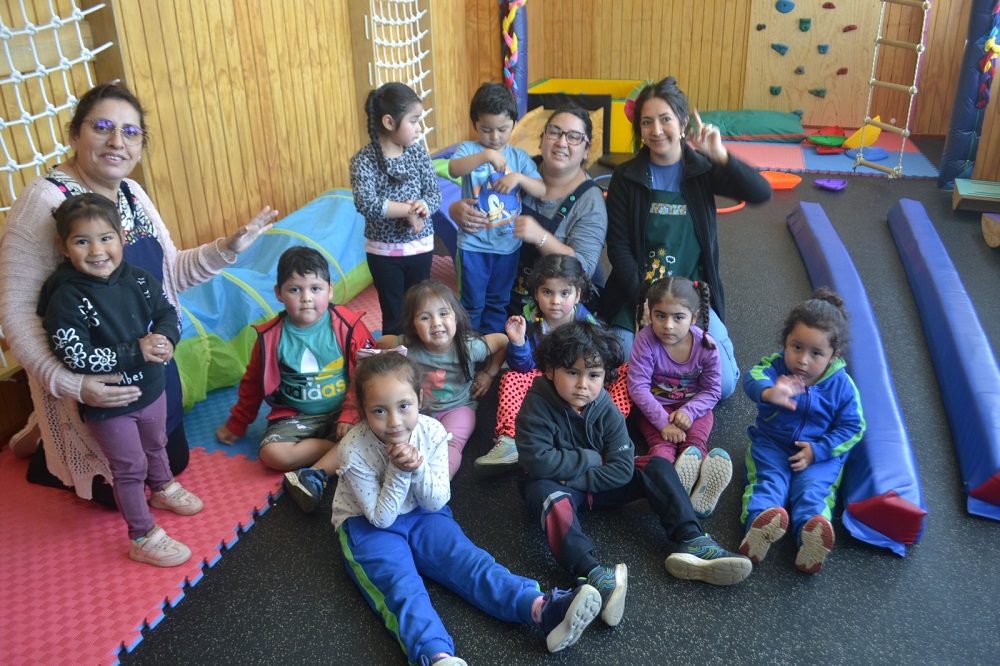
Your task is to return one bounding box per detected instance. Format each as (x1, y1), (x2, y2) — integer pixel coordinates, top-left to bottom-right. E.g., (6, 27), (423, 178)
(776, 0), (795, 13)
(770, 86), (782, 95)
(809, 88), (828, 98)
(818, 44), (829, 54)
(843, 24), (857, 32)
(800, 18), (812, 31)
(771, 43), (789, 56)
(757, 23), (767, 31)
(823, 2), (836, 8)
(837, 67), (848, 75)
(793, 109), (804, 117)
(795, 66), (805, 74)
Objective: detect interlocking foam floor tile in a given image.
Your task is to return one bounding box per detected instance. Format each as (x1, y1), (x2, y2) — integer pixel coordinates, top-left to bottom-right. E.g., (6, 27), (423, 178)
(723, 136), (937, 178)
(0, 447), (282, 666)
(725, 141), (807, 171)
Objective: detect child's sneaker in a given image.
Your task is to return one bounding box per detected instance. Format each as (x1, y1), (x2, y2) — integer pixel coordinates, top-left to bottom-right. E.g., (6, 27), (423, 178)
(795, 514), (835, 574)
(664, 534), (753, 585)
(283, 468), (328, 514)
(586, 563), (628, 626)
(474, 435), (518, 477)
(538, 584), (601, 653)
(149, 480), (204, 516)
(739, 506), (789, 564)
(8, 411), (41, 459)
(690, 448), (733, 517)
(129, 525), (192, 567)
(418, 657), (467, 666)
(673, 447), (702, 495)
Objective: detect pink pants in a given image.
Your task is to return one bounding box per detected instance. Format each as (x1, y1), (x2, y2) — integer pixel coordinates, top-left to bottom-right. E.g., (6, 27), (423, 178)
(434, 405), (476, 478)
(634, 406), (714, 471)
(495, 363), (633, 440)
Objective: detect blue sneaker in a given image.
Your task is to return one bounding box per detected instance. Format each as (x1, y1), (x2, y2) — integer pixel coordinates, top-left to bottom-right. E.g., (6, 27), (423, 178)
(664, 534), (752, 586)
(586, 563), (628, 626)
(538, 584), (601, 652)
(282, 468), (328, 514)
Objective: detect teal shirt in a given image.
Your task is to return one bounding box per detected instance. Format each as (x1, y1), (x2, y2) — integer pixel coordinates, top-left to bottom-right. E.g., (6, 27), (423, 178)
(276, 310), (348, 415)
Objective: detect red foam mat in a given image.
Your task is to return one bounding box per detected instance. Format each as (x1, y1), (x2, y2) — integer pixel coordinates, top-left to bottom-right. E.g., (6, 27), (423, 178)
(0, 447), (282, 665)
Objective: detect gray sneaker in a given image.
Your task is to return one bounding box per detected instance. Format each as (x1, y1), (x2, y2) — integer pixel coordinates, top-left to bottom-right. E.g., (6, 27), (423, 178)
(474, 435), (519, 478)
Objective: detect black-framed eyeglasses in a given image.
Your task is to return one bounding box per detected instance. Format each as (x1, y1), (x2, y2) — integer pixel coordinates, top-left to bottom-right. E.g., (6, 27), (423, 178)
(542, 124), (589, 146)
(86, 118), (147, 145)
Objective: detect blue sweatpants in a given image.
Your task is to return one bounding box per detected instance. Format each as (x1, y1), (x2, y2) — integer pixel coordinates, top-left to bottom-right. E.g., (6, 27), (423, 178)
(520, 456), (703, 578)
(741, 436), (847, 540)
(458, 248), (519, 334)
(337, 505), (540, 663)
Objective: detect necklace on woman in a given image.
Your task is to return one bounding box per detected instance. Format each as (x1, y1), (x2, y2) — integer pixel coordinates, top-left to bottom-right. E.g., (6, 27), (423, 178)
(64, 159), (117, 201)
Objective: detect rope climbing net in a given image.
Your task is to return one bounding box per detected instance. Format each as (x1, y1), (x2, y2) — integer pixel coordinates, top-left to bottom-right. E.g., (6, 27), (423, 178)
(0, 0), (110, 213)
(366, 0), (434, 148)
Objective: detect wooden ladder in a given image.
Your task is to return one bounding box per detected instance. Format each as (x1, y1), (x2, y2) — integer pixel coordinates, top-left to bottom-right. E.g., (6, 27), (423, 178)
(854, 0), (933, 178)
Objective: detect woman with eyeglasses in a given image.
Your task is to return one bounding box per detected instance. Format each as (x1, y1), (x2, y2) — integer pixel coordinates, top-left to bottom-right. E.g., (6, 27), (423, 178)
(0, 82), (277, 505)
(600, 77), (772, 400)
(451, 105), (608, 317)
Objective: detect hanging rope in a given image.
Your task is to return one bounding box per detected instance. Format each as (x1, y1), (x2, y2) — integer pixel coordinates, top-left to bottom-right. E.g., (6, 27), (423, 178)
(975, 0), (1000, 109)
(501, 0), (526, 97)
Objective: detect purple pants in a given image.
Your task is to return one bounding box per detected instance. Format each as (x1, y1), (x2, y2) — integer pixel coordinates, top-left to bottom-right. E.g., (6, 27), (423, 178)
(87, 393), (171, 539)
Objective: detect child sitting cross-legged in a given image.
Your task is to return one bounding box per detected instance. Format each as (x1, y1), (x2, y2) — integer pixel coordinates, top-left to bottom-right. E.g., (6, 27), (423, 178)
(332, 350), (601, 665)
(517, 321), (752, 627)
(216, 246), (376, 513)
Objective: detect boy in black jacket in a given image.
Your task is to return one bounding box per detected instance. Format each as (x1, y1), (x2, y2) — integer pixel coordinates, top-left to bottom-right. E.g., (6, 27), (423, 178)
(517, 321), (751, 628)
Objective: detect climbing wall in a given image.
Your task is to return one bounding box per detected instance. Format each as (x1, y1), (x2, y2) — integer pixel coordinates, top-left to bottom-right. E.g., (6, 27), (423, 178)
(743, 0), (882, 126)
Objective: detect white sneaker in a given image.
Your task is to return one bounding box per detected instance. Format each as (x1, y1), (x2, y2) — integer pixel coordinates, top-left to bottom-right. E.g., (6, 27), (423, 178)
(8, 411), (40, 459)
(129, 525), (192, 567)
(150, 480), (204, 516)
(474, 435), (519, 478)
(690, 448), (733, 517)
(673, 447), (703, 495)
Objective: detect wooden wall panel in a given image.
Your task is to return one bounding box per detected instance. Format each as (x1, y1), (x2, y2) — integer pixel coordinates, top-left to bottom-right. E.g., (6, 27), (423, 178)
(105, 0), (362, 250)
(3, 0), (999, 240)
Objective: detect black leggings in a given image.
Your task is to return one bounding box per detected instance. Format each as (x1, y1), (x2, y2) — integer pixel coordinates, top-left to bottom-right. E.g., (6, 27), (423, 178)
(26, 421), (190, 510)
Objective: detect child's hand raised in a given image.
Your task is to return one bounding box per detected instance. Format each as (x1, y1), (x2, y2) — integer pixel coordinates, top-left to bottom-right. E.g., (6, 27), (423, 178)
(789, 440), (815, 472)
(505, 315), (527, 346)
(660, 423), (687, 443)
(669, 410), (692, 431)
(763, 374), (805, 410)
(215, 424), (238, 446)
(388, 442), (423, 472)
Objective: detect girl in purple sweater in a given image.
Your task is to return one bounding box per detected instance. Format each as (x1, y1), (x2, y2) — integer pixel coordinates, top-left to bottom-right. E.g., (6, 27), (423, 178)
(627, 277), (732, 517)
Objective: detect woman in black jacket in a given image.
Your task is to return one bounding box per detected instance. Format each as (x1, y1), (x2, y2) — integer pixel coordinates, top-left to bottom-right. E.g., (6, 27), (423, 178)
(599, 77), (772, 398)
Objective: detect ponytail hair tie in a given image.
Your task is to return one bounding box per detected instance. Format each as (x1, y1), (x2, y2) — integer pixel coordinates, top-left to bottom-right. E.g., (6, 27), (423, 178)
(693, 280), (699, 288)
(357, 345), (408, 361)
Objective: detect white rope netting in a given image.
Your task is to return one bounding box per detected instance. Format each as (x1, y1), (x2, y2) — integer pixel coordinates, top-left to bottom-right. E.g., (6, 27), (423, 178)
(0, 0), (111, 213)
(366, 0), (434, 148)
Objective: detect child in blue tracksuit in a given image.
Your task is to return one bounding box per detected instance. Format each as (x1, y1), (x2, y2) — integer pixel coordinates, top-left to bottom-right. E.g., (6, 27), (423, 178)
(449, 82), (545, 334)
(740, 289), (865, 574)
(332, 351), (600, 665)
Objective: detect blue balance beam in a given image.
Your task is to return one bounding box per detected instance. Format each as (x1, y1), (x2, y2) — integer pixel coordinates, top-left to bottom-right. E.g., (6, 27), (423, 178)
(788, 202), (927, 554)
(888, 198), (1000, 520)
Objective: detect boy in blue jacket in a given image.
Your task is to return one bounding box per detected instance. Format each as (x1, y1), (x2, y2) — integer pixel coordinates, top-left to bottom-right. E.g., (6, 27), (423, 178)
(517, 321), (751, 629)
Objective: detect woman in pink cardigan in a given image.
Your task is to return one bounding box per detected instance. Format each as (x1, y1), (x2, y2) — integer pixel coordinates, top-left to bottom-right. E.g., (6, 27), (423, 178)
(0, 82), (276, 504)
